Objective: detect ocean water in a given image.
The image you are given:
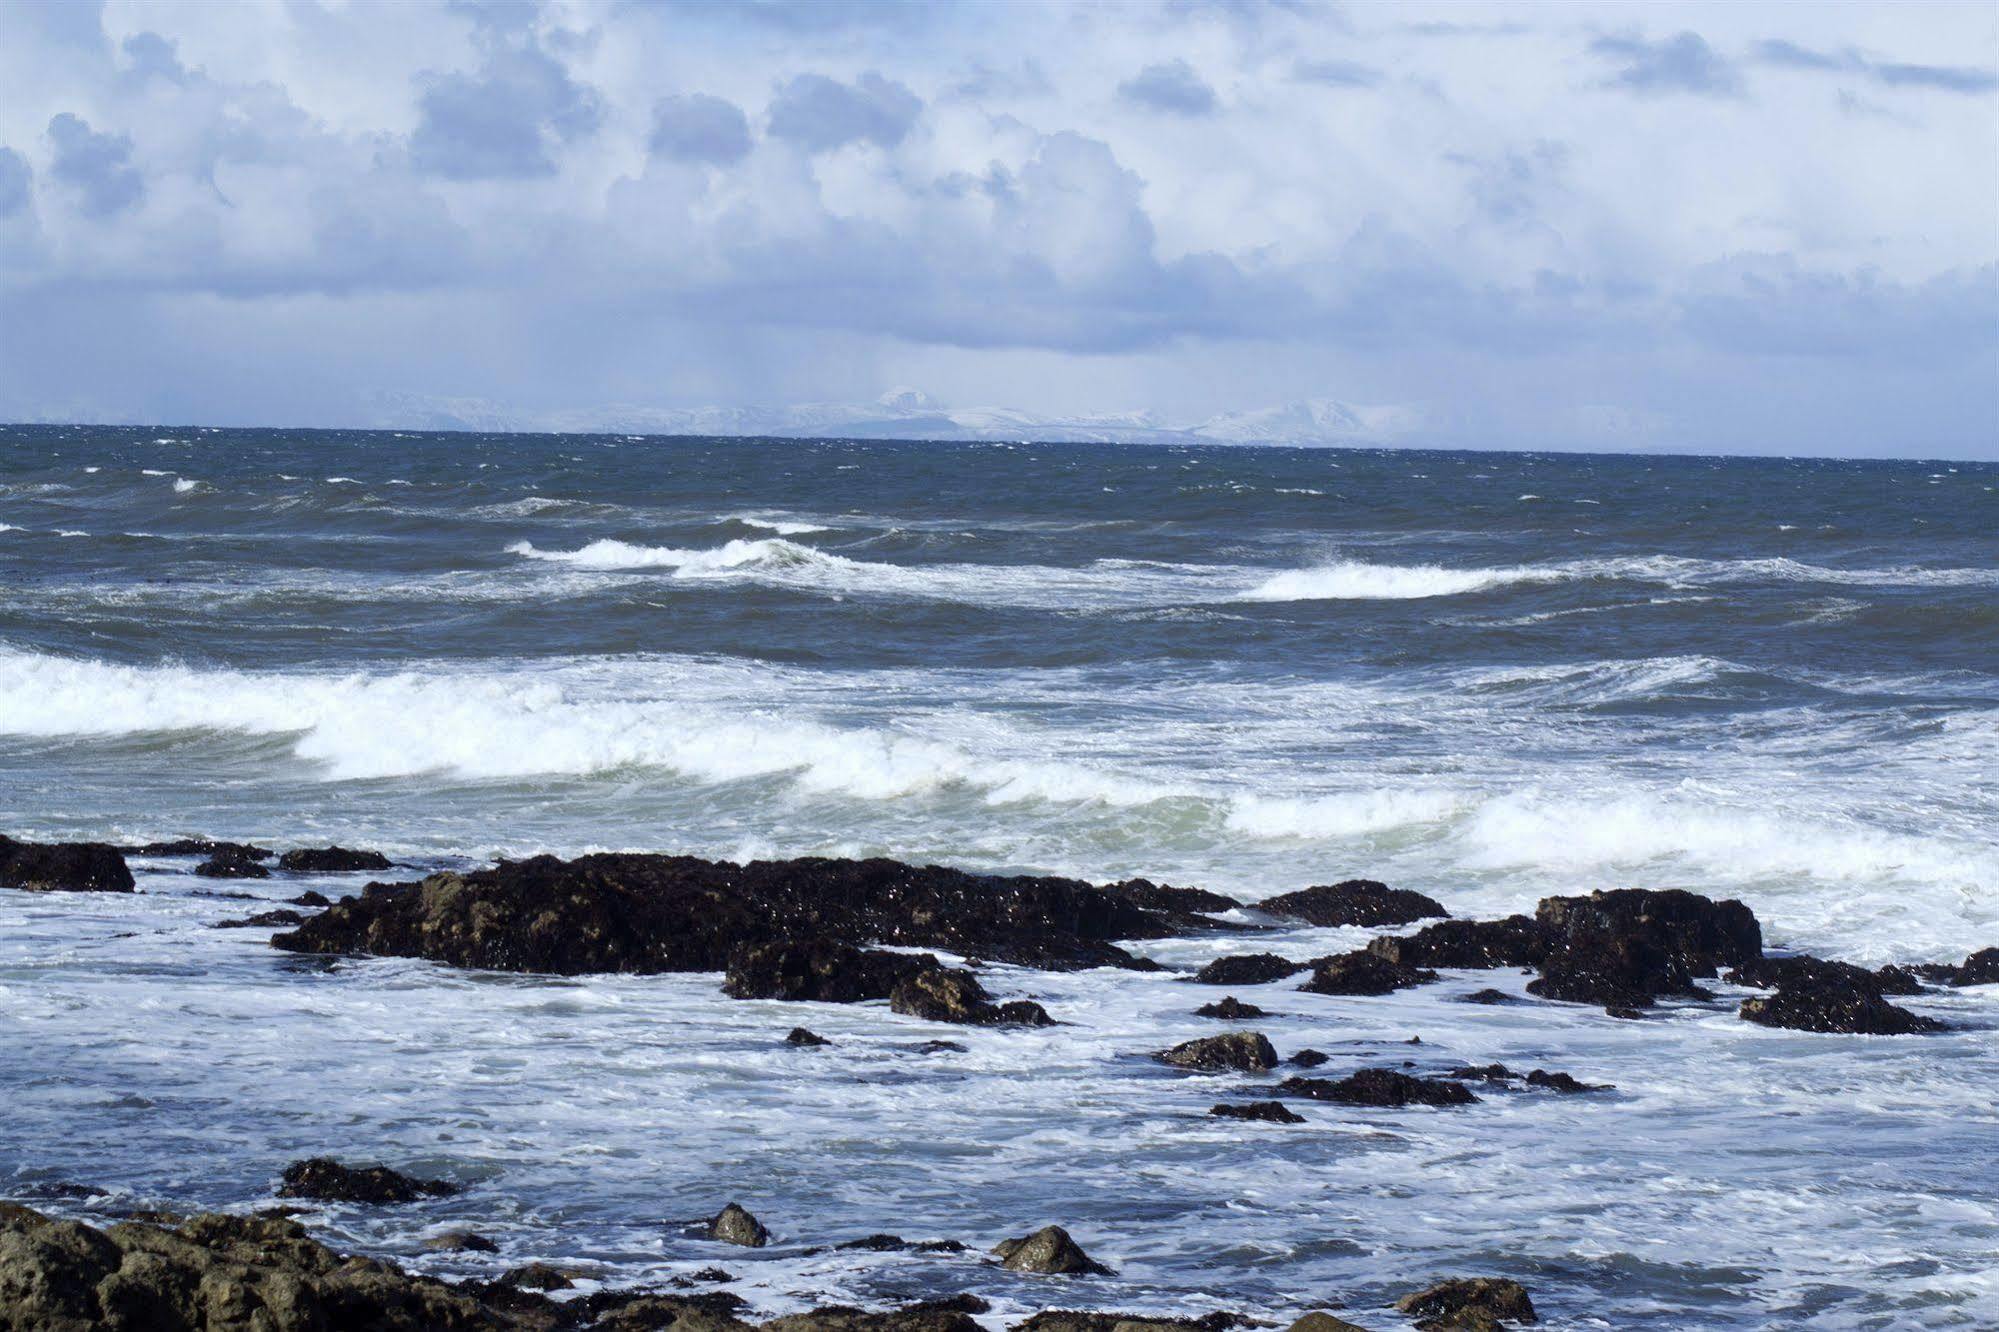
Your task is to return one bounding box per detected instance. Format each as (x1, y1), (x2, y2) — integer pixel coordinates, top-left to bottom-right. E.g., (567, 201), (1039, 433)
(1, 425), (1995, 1329)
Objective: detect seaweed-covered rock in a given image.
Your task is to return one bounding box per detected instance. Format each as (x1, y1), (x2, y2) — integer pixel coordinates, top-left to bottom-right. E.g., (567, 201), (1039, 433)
(0, 835), (134, 894)
(1255, 880), (1447, 928)
(1395, 1277), (1537, 1329)
(1193, 995), (1268, 1020)
(1103, 878), (1241, 916)
(1190, 953), (1308, 986)
(1535, 888), (1760, 975)
(276, 1157), (461, 1204)
(1727, 955), (1923, 998)
(992, 1225), (1111, 1276)
(279, 846), (393, 873)
(1209, 1101), (1304, 1124)
(888, 966), (1053, 1027)
(1299, 951), (1439, 996)
(274, 853), (1189, 975)
(1157, 1032), (1279, 1073)
(723, 939), (935, 1003)
(1277, 1070), (1478, 1108)
(1367, 917), (1551, 970)
(1739, 982), (1945, 1035)
(1526, 930), (1709, 1009)
(707, 1203), (768, 1248)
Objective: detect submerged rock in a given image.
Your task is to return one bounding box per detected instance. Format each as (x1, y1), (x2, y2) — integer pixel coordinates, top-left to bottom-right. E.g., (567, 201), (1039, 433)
(1367, 917), (1551, 970)
(888, 966), (1054, 1026)
(785, 1027), (833, 1047)
(1190, 953), (1307, 986)
(1255, 879), (1448, 928)
(425, 1229), (500, 1252)
(1287, 1049), (1330, 1067)
(279, 845), (393, 873)
(1456, 988), (1520, 1005)
(1394, 1276), (1537, 1329)
(1209, 1101), (1304, 1124)
(1299, 950), (1439, 996)
(1277, 1070), (1478, 1108)
(273, 852), (1191, 974)
(193, 848), (271, 880)
(992, 1225), (1111, 1276)
(213, 908), (306, 929)
(1443, 1065), (1610, 1094)
(707, 1202), (769, 1248)
(724, 939), (934, 1003)
(1157, 1032), (1279, 1073)
(276, 1157), (461, 1204)
(1193, 995), (1268, 1020)
(0, 834), (134, 894)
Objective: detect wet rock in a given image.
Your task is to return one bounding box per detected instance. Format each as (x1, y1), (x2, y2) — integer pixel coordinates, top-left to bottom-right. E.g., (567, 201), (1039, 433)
(836, 1234), (913, 1251)
(1526, 930), (1710, 1009)
(1288, 1049), (1330, 1067)
(1923, 946), (1999, 987)
(1739, 978), (1945, 1035)
(1299, 951), (1439, 996)
(276, 1157), (461, 1204)
(587, 1291), (752, 1332)
(761, 1299), (989, 1332)
(1209, 1101), (1304, 1124)
(1157, 1032), (1279, 1073)
(1604, 1006), (1644, 1020)
(194, 848), (272, 880)
(785, 1027), (833, 1047)
(0, 834), (134, 894)
(992, 1225), (1111, 1276)
(280, 845), (393, 873)
(1727, 955), (1923, 998)
(1443, 1063), (1517, 1084)
(1103, 878), (1241, 916)
(501, 1261), (576, 1291)
(134, 838), (273, 860)
(1193, 995), (1268, 1020)
(1366, 917), (1551, 970)
(667, 1267), (736, 1287)
(1525, 1069), (1610, 1093)
(915, 1040), (967, 1054)
(889, 966), (1055, 1026)
(1277, 1069), (1479, 1108)
(724, 939), (935, 1003)
(1395, 1277), (1537, 1329)
(1284, 1316), (1373, 1332)
(707, 1202), (769, 1248)
(424, 1229), (500, 1252)
(1537, 887), (1760, 975)
(0, 1204), (554, 1331)
(1457, 988), (1519, 1005)
(1190, 953), (1307, 986)
(214, 908), (307, 929)
(1018, 1313), (1257, 1332)
(274, 852), (1190, 974)
(291, 890), (334, 907)
(1255, 879), (1448, 927)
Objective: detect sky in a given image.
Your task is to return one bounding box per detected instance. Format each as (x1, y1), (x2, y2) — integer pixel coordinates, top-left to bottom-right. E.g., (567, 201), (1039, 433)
(0, 0), (1994, 458)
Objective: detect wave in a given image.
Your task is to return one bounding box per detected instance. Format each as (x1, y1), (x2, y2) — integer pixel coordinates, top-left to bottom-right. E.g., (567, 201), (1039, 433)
(1239, 559), (1557, 601)
(723, 513), (831, 535)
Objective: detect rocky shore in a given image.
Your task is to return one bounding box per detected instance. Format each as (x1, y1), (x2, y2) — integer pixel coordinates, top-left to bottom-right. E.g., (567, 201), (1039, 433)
(2, 832), (1993, 1330)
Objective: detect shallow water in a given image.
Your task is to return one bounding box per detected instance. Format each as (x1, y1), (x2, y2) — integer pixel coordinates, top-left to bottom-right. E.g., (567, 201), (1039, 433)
(1, 426), (1995, 1328)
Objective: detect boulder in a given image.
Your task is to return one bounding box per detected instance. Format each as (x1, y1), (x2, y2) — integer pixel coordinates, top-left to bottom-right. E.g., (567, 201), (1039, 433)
(1366, 917), (1551, 970)
(0, 835), (134, 894)
(706, 1202), (768, 1248)
(424, 1230), (499, 1253)
(1535, 888), (1760, 974)
(1287, 1049), (1330, 1068)
(1526, 931), (1709, 1008)
(1277, 1070), (1478, 1108)
(1209, 1101), (1304, 1124)
(291, 890), (334, 907)
(279, 846), (393, 873)
(992, 1225), (1111, 1276)
(273, 852), (1193, 974)
(1157, 1032), (1279, 1073)
(1456, 989), (1519, 1005)
(276, 1157), (461, 1205)
(1298, 951), (1438, 996)
(1193, 996), (1268, 1020)
(1284, 1317), (1373, 1332)
(723, 939), (934, 1003)
(1394, 1277), (1536, 1330)
(500, 1262), (576, 1291)
(1190, 953), (1307, 986)
(1727, 955), (1923, 997)
(1254, 879), (1447, 927)
(1739, 980), (1945, 1035)
(785, 1027), (832, 1047)
(888, 966), (1054, 1026)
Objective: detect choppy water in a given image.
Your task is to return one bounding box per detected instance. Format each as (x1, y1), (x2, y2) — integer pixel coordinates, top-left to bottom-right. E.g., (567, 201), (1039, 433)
(1, 425), (1996, 1329)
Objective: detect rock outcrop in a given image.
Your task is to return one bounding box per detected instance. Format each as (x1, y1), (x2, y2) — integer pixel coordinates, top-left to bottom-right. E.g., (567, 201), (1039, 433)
(1738, 964), (1946, 1035)
(1190, 953), (1307, 986)
(1277, 1070), (1478, 1108)
(992, 1225), (1111, 1276)
(195, 849), (271, 880)
(888, 966), (1054, 1026)
(0, 835), (134, 894)
(1254, 880), (1447, 927)
(1209, 1101), (1304, 1124)
(1298, 951), (1438, 996)
(279, 846), (393, 873)
(706, 1203), (768, 1248)
(1394, 1277), (1536, 1330)
(1157, 1032), (1279, 1073)
(1366, 917), (1550, 970)
(723, 940), (935, 1004)
(276, 1158), (461, 1205)
(1193, 996), (1268, 1020)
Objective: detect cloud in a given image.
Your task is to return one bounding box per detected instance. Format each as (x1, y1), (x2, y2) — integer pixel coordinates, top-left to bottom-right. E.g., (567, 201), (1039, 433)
(45, 114), (144, 216)
(766, 72), (922, 153)
(1292, 59), (1380, 88)
(1591, 32), (1741, 97)
(650, 94), (753, 165)
(1118, 60), (1219, 115)
(1752, 38), (1999, 94)
(0, 149), (30, 217)
(121, 31), (190, 85)
(408, 37), (602, 178)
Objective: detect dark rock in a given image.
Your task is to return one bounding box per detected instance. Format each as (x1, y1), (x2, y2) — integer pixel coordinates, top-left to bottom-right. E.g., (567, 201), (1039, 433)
(1527, 930), (1711, 1009)
(1209, 1101), (1304, 1124)
(276, 1157), (461, 1205)
(1287, 1049), (1330, 1068)
(291, 890), (334, 907)
(1277, 1069), (1478, 1107)
(214, 909), (307, 929)
(724, 938), (935, 1003)
(1255, 879), (1448, 927)
(889, 966), (1055, 1026)
(1367, 917), (1551, 970)
(1157, 1032), (1279, 1073)
(707, 1202), (768, 1248)
(1914, 947), (1999, 988)
(1193, 995), (1268, 1020)
(1727, 954), (1923, 998)
(1525, 1068), (1611, 1093)
(500, 1262), (575, 1291)
(1190, 953), (1307, 986)
(194, 848), (271, 880)
(0, 834), (134, 894)
(915, 1040), (968, 1054)
(761, 1300), (988, 1332)
(836, 1234), (913, 1251)
(1605, 1006), (1645, 1020)
(1104, 877), (1241, 915)
(1457, 988), (1519, 1005)
(280, 845), (393, 873)
(1283, 1317), (1373, 1332)
(785, 1027), (832, 1047)
(1019, 1313), (1257, 1332)
(1740, 982), (1945, 1035)
(273, 852), (1190, 974)
(424, 1229), (499, 1252)
(992, 1225), (1111, 1276)
(1444, 1063), (1518, 1084)
(667, 1267), (735, 1286)
(0, 1204), (563, 1331)
(1395, 1276), (1537, 1329)
(134, 837), (272, 859)
(1299, 950), (1439, 996)
(1536, 887), (1761, 974)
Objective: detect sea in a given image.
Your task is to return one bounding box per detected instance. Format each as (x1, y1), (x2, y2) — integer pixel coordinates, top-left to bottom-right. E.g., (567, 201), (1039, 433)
(1, 425), (1995, 1329)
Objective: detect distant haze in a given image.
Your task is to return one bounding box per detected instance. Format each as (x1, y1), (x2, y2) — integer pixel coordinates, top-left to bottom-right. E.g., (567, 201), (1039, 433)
(0, 0), (1993, 459)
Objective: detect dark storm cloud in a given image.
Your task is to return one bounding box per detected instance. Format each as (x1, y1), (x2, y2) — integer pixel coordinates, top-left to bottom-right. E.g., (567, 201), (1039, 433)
(1118, 60), (1219, 115)
(46, 114), (143, 216)
(765, 73), (921, 153)
(650, 94), (753, 165)
(1591, 32), (1741, 97)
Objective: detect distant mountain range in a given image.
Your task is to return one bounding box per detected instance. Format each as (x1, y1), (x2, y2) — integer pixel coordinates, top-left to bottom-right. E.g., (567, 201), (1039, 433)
(368, 388), (1422, 447)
